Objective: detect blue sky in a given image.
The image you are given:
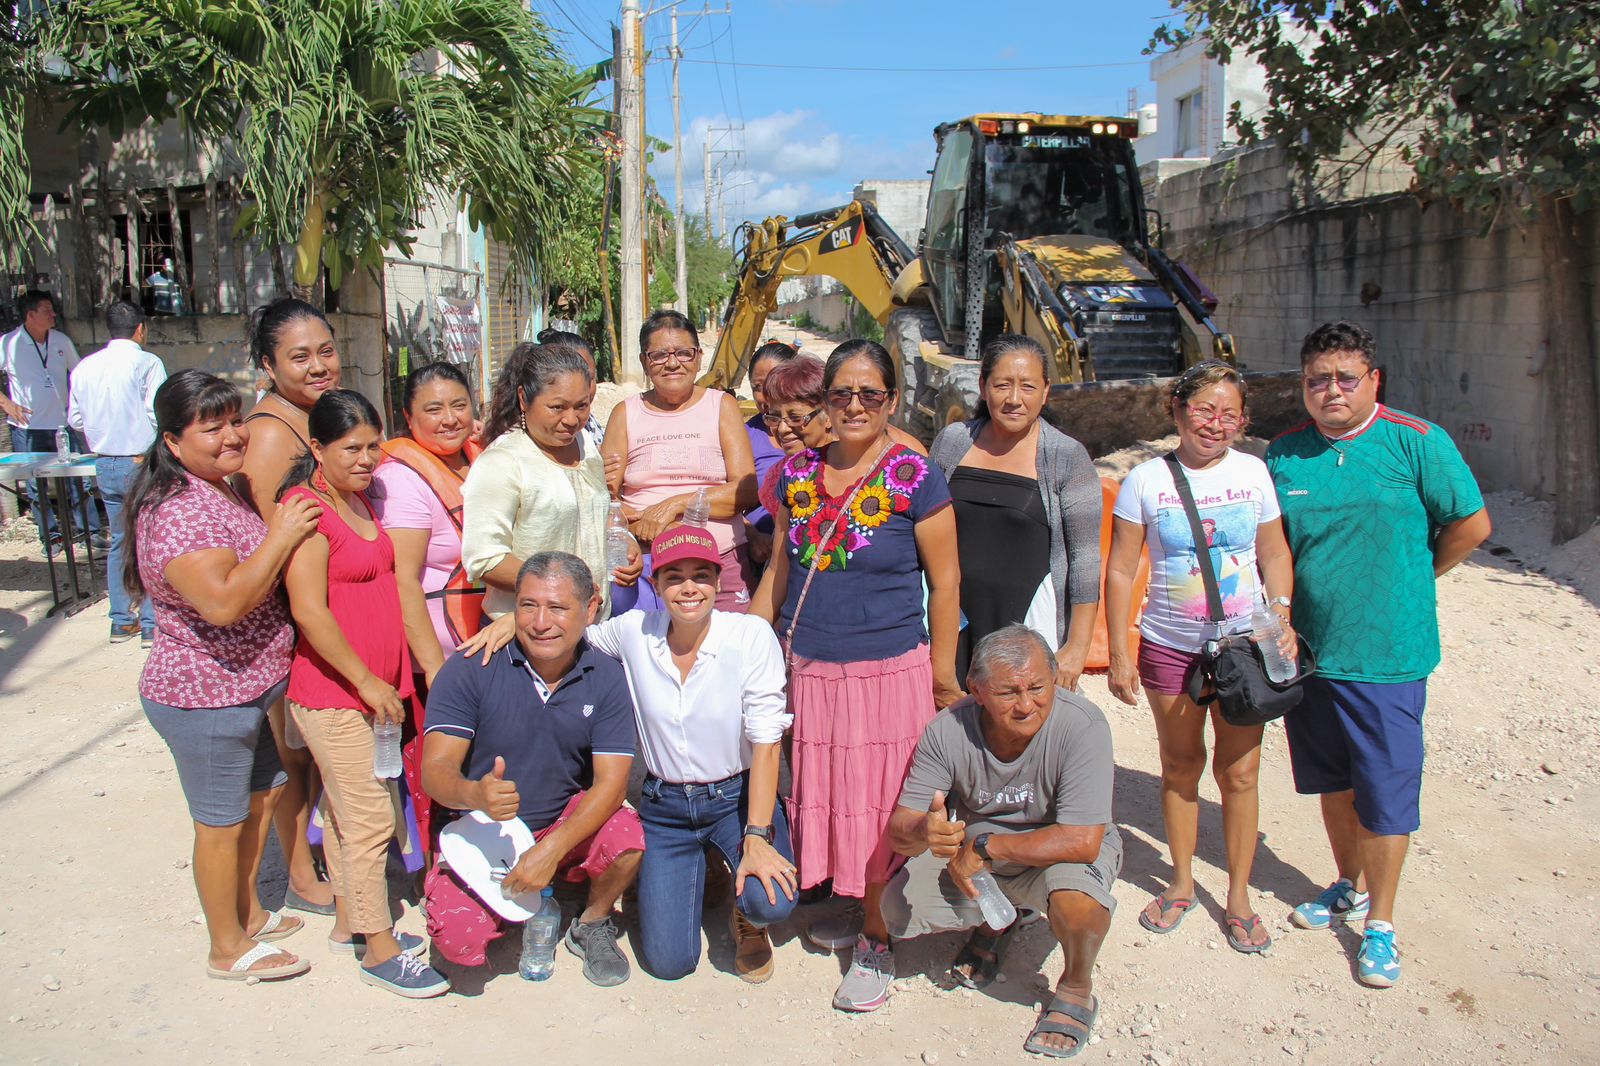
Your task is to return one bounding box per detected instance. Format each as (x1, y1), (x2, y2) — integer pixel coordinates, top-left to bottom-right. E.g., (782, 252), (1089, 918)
(535, 0), (1184, 227)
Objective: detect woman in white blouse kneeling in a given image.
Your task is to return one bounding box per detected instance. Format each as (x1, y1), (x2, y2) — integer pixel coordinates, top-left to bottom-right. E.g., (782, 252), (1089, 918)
(586, 524), (798, 982)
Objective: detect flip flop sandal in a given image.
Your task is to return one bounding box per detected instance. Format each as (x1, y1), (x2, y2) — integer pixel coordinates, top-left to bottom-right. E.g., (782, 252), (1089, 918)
(250, 910), (302, 943)
(206, 942), (310, 982)
(1225, 913), (1272, 955)
(950, 926), (1011, 989)
(1024, 994), (1098, 1059)
(1137, 893), (1195, 934)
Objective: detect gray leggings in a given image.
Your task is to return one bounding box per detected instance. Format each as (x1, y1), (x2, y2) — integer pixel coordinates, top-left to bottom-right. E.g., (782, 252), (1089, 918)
(142, 679), (289, 827)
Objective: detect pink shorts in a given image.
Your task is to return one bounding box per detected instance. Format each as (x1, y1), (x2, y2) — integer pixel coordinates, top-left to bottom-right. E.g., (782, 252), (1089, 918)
(424, 793), (645, 966)
(1138, 638), (1205, 696)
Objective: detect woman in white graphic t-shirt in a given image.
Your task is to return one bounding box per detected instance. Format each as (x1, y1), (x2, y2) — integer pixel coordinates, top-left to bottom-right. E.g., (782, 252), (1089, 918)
(1104, 361), (1297, 955)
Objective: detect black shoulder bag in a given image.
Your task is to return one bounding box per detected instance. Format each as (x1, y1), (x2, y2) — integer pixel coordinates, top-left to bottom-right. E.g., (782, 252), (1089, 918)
(1163, 454), (1315, 727)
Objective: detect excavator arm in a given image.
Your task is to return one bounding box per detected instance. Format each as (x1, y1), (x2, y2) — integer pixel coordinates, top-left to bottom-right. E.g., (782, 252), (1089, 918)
(701, 200), (914, 391)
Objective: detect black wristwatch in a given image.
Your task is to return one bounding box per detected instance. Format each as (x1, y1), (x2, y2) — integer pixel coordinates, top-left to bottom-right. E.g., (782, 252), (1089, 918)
(973, 832), (993, 861)
(743, 823), (774, 843)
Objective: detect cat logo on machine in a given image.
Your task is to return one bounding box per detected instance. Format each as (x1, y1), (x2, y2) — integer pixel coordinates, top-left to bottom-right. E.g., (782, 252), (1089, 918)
(821, 220), (861, 254)
(1083, 284), (1142, 304)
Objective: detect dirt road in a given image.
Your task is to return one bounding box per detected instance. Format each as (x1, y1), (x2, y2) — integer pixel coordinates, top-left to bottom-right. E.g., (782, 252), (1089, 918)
(0, 491), (1596, 1064)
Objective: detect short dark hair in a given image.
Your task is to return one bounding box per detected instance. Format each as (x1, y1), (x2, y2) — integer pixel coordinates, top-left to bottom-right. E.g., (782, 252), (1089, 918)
(1299, 321), (1375, 367)
(106, 300), (144, 340)
(639, 309), (699, 355)
(401, 361), (471, 414)
(19, 290), (54, 319)
(751, 341), (799, 377)
(517, 551), (596, 605)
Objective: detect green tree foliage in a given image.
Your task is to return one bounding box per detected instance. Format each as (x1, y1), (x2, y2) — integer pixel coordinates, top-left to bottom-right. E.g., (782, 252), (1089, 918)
(1158, 0), (1600, 539)
(35, 0), (604, 295)
(0, 19), (40, 267)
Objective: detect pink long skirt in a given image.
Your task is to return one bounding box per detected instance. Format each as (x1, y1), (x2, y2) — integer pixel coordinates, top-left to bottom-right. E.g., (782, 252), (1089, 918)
(787, 644), (935, 898)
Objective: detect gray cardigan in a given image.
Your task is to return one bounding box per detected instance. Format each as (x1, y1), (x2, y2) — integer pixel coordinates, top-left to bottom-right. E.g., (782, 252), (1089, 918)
(930, 417), (1103, 649)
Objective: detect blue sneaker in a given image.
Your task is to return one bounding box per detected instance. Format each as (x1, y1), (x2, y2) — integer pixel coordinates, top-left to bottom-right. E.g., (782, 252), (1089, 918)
(359, 952), (450, 999)
(1291, 880), (1370, 930)
(1357, 925), (1401, 987)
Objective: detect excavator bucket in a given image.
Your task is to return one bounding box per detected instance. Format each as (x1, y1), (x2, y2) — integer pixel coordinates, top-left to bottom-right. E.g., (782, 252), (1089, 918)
(1044, 370), (1304, 458)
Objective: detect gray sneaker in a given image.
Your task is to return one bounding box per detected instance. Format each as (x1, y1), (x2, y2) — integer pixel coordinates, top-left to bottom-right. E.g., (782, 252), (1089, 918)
(832, 935), (894, 1013)
(359, 952), (450, 999)
(565, 915), (631, 987)
(806, 901), (864, 950)
(329, 930), (427, 959)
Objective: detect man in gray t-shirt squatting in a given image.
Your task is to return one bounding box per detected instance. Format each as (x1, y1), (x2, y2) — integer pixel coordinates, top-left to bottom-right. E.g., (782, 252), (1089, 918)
(884, 625), (1122, 1058)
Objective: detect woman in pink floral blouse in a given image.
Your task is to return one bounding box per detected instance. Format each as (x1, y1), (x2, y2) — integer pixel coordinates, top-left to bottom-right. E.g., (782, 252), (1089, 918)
(124, 370), (323, 983)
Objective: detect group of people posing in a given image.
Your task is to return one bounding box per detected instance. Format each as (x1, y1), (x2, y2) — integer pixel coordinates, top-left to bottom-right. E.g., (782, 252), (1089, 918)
(121, 296), (1486, 1059)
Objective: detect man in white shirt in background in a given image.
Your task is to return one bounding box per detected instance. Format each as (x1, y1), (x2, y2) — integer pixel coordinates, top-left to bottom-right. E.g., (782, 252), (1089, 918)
(1, 289), (103, 555)
(68, 299), (167, 644)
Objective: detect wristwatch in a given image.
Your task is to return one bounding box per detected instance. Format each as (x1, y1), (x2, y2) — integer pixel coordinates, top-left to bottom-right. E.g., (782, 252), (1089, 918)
(1271, 596), (1292, 608)
(973, 832), (993, 861)
(743, 823), (774, 843)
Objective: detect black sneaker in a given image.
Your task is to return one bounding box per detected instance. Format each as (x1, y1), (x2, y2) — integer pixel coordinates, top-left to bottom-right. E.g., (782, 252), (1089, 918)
(565, 914), (631, 987)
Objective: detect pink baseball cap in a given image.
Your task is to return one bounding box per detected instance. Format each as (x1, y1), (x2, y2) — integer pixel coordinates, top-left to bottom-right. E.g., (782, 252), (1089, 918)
(651, 524), (722, 571)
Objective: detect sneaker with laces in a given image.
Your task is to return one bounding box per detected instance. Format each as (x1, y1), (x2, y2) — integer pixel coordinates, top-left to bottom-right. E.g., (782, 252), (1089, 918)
(1357, 925), (1401, 987)
(731, 908), (775, 984)
(832, 935), (894, 1013)
(1291, 879), (1370, 930)
(806, 901), (864, 950)
(359, 951), (450, 998)
(565, 914), (631, 986)
(330, 930), (427, 959)
(110, 623), (140, 644)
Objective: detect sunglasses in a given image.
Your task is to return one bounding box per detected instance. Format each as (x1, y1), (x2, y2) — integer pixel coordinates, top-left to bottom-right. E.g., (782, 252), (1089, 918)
(824, 387), (892, 411)
(762, 408), (823, 430)
(644, 347), (700, 367)
(1304, 368), (1374, 393)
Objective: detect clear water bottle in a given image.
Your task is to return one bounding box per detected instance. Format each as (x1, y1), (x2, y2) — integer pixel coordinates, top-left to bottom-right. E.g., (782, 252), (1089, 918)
(682, 486), (711, 527)
(371, 718), (403, 778)
(1251, 604), (1298, 683)
(969, 868), (1017, 930)
(54, 427), (71, 459)
(519, 888), (561, 981)
(605, 500), (632, 571)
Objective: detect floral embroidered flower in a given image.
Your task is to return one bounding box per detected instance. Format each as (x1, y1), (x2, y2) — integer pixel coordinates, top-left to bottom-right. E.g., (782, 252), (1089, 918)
(786, 478), (820, 519)
(851, 484), (894, 528)
(785, 450), (819, 476)
(885, 450), (928, 493)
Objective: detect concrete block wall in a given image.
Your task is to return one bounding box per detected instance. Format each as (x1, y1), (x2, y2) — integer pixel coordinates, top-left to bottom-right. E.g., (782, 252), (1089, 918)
(1145, 142), (1600, 499)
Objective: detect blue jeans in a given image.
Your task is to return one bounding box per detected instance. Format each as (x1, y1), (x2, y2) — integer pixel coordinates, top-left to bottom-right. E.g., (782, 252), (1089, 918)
(636, 772), (798, 980)
(8, 426), (101, 542)
(96, 455), (153, 631)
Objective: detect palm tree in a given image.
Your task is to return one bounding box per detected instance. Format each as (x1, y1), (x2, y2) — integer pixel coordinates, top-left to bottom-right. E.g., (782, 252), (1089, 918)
(35, 0), (603, 297)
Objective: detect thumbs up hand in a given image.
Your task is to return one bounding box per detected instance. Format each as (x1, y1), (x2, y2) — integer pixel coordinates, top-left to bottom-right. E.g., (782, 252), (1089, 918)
(924, 789), (967, 859)
(476, 756), (521, 821)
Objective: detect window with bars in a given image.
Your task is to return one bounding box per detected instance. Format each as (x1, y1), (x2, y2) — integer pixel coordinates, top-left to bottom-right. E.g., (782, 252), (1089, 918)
(112, 209), (195, 316)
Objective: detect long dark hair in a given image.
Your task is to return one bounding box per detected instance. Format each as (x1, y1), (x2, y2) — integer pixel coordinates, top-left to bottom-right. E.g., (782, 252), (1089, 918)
(823, 338), (896, 391)
(973, 334), (1050, 420)
(250, 297), (331, 371)
(123, 370), (244, 599)
(277, 389), (385, 500)
(483, 342), (593, 443)
(639, 308), (699, 354)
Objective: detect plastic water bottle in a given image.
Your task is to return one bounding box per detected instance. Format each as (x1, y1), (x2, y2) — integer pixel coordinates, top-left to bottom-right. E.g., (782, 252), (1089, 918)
(54, 427), (70, 459)
(969, 869), (1017, 930)
(519, 888), (561, 981)
(371, 719), (403, 778)
(1251, 604), (1298, 683)
(605, 501), (632, 571)
(682, 486), (711, 527)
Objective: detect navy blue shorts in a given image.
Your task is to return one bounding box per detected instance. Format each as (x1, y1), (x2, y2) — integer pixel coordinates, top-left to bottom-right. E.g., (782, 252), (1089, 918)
(1285, 676), (1427, 836)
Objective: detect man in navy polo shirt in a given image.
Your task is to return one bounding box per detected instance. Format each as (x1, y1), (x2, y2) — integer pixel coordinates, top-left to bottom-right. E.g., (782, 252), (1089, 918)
(422, 551), (644, 986)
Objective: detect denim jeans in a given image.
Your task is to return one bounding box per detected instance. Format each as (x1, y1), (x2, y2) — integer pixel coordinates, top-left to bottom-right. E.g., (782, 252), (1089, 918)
(636, 772), (798, 980)
(96, 455), (153, 631)
(8, 426), (101, 542)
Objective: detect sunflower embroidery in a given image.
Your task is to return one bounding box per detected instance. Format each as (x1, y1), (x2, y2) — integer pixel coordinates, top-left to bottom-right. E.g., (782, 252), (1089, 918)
(885, 452), (928, 493)
(786, 478), (820, 519)
(851, 484), (894, 528)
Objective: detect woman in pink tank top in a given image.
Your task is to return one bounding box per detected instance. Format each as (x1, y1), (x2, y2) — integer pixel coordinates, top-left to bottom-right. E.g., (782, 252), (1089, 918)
(601, 310), (757, 611)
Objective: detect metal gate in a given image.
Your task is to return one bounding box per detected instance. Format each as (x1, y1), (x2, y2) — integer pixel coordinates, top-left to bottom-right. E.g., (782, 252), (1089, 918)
(382, 258), (488, 418)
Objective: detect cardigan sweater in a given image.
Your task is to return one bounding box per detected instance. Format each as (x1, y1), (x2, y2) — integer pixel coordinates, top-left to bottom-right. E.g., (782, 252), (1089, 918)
(930, 417), (1103, 648)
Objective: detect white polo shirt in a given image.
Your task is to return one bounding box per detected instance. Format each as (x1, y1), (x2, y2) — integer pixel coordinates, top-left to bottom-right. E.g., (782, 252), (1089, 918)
(0, 326), (80, 430)
(67, 338), (168, 455)
(585, 609), (790, 784)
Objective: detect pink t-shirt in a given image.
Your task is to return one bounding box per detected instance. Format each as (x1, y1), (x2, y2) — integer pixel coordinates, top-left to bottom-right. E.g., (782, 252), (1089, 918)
(621, 389), (742, 553)
(137, 476), (295, 708)
(369, 458), (462, 656)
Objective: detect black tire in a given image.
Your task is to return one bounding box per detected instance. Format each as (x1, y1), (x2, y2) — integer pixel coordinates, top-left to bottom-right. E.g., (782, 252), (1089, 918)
(884, 306), (942, 434)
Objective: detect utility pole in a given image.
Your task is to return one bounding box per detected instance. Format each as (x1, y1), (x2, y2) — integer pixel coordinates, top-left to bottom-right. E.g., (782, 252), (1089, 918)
(705, 123), (742, 247)
(664, 4), (730, 318)
(702, 139), (712, 233)
(618, 0), (645, 384)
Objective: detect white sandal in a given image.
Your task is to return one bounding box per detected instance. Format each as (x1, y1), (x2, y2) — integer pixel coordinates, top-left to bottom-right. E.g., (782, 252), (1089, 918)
(250, 910), (303, 943)
(206, 941), (310, 981)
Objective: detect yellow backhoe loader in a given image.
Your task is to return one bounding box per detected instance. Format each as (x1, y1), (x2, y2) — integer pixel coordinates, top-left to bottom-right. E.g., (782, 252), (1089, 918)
(702, 113), (1300, 454)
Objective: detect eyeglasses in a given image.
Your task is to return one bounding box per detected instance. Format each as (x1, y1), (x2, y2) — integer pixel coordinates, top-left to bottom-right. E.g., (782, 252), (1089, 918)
(644, 347), (701, 367)
(824, 387), (891, 411)
(1304, 368), (1374, 393)
(1184, 404), (1244, 431)
(762, 408), (823, 430)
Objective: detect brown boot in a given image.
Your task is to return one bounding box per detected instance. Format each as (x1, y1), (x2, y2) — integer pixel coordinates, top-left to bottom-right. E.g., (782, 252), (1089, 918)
(731, 908), (775, 984)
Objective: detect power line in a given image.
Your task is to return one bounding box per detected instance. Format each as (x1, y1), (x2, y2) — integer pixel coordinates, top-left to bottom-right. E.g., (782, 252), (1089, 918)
(679, 57), (1150, 72)
(544, 0), (610, 53)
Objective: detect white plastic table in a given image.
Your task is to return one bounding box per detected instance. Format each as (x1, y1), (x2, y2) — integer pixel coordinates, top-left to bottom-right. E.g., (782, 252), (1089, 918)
(0, 451), (103, 616)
